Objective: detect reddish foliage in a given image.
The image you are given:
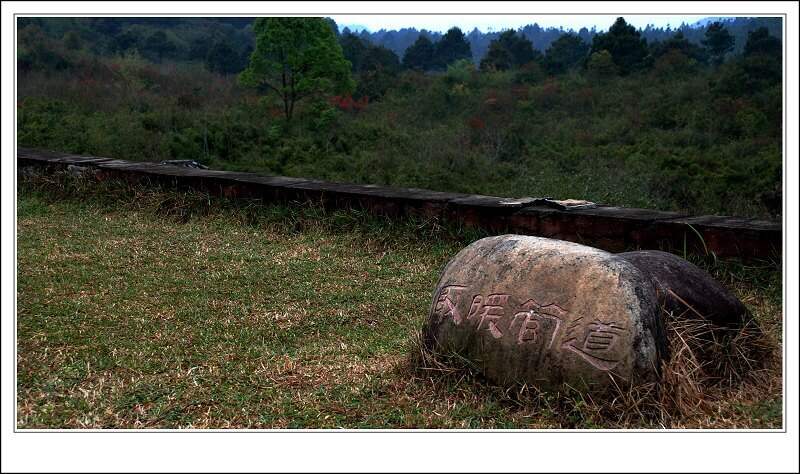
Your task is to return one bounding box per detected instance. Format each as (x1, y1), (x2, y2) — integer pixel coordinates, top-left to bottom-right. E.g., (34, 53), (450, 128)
(511, 86), (529, 101)
(714, 97), (748, 116)
(541, 79), (560, 96)
(534, 79), (561, 107)
(483, 89), (499, 107)
(467, 116), (486, 130)
(330, 95), (368, 113)
(576, 129), (594, 145)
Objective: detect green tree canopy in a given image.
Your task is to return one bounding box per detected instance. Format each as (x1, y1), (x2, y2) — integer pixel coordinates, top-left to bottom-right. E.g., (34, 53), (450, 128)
(239, 17), (354, 122)
(340, 33), (400, 75)
(480, 30), (537, 71)
(143, 30), (176, 63)
(702, 21), (734, 65)
(324, 17), (339, 37)
(353, 43), (402, 100)
(744, 27), (781, 57)
(340, 32), (370, 72)
(500, 30), (536, 66)
(544, 33), (589, 74)
(590, 17), (648, 75)
(361, 45), (401, 74)
(434, 27), (472, 69)
(402, 35), (435, 70)
(649, 32), (708, 65)
(587, 49), (617, 79)
(733, 27), (782, 93)
(480, 41), (514, 71)
(712, 27), (781, 97)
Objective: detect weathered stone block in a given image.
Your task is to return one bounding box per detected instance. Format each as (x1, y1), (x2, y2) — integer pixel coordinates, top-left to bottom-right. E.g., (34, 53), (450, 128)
(617, 250), (750, 327)
(423, 235), (668, 391)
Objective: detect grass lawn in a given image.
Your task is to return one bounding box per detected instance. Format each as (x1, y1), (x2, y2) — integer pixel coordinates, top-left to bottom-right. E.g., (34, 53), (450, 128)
(16, 176), (784, 428)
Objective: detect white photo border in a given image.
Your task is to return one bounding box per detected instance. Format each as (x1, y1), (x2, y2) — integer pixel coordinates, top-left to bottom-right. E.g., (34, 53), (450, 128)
(1, 1), (797, 472)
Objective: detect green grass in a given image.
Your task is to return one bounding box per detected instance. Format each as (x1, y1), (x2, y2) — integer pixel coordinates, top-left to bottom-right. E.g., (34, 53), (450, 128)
(16, 175), (783, 428)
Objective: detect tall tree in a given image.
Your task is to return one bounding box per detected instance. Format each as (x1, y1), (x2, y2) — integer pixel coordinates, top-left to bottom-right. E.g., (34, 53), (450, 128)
(590, 17), (648, 75)
(361, 45), (401, 74)
(702, 21), (734, 65)
(402, 35), (435, 70)
(356, 45), (402, 100)
(742, 27), (782, 89)
(340, 32), (370, 72)
(586, 49), (617, 78)
(712, 27), (781, 96)
(480, 41), (514, 71)
(239, 17), (354, 122)
(544, 33), (589, 74)
(649, 32), (708, 64)
(743, 27), (781, 57)
(434, 27), (472, 69)
(500, 30), (536, 66)
(480, 30), (537, 71)
(324, 17), (339, 37)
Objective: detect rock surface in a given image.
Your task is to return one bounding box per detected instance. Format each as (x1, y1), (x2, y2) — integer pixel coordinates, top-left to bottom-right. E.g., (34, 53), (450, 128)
(423, 235), (668, 391)
(617, 250), (750, 326)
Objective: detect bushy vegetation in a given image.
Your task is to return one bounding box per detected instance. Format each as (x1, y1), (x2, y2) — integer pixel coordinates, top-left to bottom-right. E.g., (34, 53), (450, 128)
(17, 17), (783, 218)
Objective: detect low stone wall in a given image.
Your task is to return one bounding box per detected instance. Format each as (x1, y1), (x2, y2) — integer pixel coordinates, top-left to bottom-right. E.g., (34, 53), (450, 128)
(17, 147), (782, 261)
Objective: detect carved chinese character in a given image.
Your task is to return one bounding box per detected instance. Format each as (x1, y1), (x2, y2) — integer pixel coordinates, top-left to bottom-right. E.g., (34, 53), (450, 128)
(467, 294), (509, 339)
(517, 316), (540, 343)
(511, 298), (567, 347)
(434, 285), (467, 324)
(562, 319), (626, 371)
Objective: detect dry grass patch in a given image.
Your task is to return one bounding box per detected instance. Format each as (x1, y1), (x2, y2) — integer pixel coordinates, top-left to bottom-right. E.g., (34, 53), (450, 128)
(16, 175), (782, 429)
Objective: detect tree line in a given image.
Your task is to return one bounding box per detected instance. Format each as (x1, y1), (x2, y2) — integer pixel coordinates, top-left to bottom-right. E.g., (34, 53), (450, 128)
(342, 17), (780, 74)
(18, 16), (781, 77)
(19, 16), (782, 123)
(232, 16), (781, 125)
(335, 17), (781, 101)
(347, 17), (780, 63)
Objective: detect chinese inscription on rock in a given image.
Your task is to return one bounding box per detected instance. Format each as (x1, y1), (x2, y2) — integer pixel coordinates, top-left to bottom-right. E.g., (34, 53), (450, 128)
(433, 285), (626, 371)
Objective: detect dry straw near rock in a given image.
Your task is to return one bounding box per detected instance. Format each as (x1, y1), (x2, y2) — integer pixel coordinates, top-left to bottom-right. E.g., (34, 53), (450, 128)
(417, 235), (775, 427)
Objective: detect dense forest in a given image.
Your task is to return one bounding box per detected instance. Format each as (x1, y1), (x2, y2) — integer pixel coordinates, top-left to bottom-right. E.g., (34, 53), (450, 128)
(17, 16), (783, 218)
(350, 17), (781, 63)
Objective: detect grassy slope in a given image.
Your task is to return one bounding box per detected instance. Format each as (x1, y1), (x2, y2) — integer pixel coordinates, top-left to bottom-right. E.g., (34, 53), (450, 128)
(16, 181), (783, 429)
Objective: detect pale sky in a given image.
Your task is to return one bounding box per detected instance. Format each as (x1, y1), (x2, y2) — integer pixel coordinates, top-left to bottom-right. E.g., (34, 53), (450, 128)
(330, 15), (723, 33)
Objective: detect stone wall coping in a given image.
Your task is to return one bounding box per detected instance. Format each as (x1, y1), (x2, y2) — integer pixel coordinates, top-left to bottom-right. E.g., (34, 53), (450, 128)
(17, 147), (781, 260)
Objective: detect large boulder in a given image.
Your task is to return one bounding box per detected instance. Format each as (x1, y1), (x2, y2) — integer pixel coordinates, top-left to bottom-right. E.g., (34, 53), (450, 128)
(617, 250), (750, 327)
(423, 235), (668, 392)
